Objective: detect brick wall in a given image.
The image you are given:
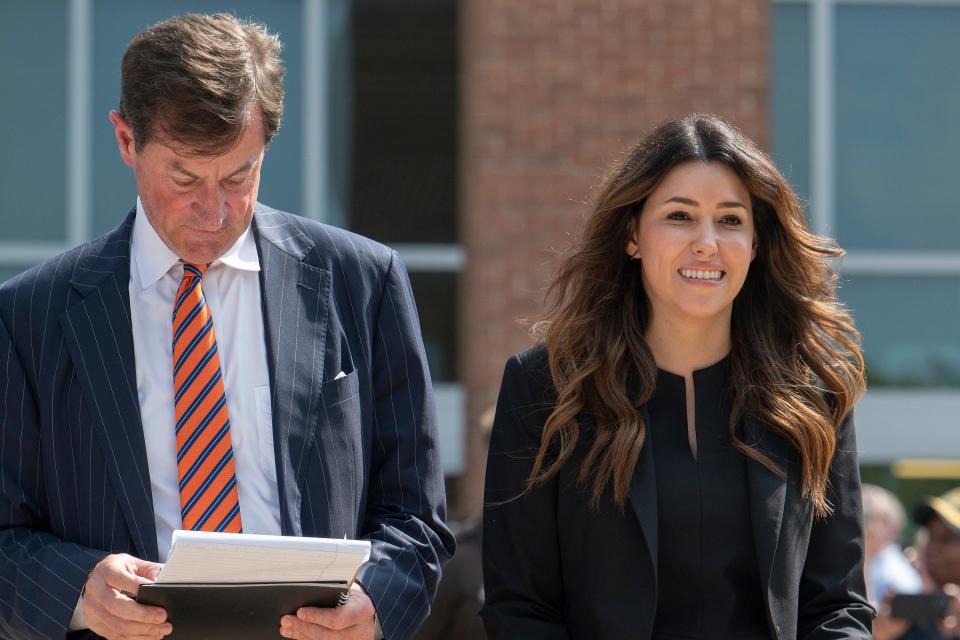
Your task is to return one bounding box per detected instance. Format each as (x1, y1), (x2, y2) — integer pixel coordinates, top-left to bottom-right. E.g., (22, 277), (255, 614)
(457, 0), (769, 516)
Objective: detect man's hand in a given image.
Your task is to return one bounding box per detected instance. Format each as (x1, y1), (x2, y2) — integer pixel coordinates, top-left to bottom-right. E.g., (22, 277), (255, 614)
(82, 553), (172, 639)
(280, 583), (376, 640)
(939, 583), (960, 637)
(872, 590), (909, 640)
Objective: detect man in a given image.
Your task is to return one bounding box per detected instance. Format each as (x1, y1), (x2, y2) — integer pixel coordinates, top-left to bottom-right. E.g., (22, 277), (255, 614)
(416, 407), (493, 640)
(0, 13), (453, 640)
(876, 488), (960, 640)
(863, 484), (923, 605)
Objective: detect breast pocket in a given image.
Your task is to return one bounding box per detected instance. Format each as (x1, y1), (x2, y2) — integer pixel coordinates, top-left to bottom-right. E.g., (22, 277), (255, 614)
(315, 370), (361, 458)
(306, 370), (364, 534)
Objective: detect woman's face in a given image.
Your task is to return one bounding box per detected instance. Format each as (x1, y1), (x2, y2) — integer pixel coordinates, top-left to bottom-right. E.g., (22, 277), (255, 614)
(626, 160), (756, 326)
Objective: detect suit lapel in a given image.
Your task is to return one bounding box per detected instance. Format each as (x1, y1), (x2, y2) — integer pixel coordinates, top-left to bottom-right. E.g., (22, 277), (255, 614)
(745, 416), (789, 615)
(60, 210), (159, 561)
(253, 207), (332, 536)
(628, 405), (659, 588)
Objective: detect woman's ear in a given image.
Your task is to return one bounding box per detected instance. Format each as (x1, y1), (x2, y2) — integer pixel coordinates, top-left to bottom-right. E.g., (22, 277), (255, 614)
(625, 214), (641, 260)
(751, 234), (758, 261)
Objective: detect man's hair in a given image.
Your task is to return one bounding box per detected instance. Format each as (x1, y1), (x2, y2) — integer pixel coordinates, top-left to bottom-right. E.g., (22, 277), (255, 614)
(862, 483), (906, 533)
(119, 12), (285, 155)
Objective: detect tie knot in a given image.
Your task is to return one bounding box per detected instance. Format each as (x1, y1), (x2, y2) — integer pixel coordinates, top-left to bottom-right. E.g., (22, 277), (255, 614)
(181, 261), (208, 279)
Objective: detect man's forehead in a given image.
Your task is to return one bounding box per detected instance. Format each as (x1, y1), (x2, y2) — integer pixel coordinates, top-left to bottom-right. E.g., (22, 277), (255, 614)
(148, 110), (265, 162)
(153, 136), (249, 161)
(167, 156), (258, 174)
(149, 133), (262, 175)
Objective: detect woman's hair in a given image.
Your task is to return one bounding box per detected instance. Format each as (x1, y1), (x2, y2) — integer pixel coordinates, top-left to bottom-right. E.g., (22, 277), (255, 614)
(530, 113), (864, 517)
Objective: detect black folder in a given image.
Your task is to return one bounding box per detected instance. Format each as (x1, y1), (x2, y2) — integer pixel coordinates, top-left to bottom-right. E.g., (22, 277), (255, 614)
(137, 582), (348, 640)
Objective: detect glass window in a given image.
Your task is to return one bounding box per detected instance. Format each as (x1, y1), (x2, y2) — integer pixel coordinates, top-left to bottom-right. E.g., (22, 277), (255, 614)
(841, 275), (960, 388)
(90, 1), (304, 235)
(409, 272), (458, 383)
(835, 6), (960, 251)
(348, 0), (458, 244)
(0, 0), (68, 242)
(0, 267), (27, 284)
(771, 3), (810, 205)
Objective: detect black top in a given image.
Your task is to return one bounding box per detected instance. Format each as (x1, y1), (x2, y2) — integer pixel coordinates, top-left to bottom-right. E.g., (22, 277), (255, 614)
(646, 356), (769, 640)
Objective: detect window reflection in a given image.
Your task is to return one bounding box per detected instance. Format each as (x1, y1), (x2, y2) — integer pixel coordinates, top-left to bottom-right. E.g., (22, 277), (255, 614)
(842, 276), (960, 388)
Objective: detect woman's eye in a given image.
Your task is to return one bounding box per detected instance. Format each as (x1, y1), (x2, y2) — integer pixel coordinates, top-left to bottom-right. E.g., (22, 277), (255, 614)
(720, 216), (742, 225)
(666, 211), (690, 221)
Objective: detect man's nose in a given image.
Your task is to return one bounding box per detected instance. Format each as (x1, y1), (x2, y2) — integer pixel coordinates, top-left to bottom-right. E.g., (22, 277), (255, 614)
(193, 185), (228, 228)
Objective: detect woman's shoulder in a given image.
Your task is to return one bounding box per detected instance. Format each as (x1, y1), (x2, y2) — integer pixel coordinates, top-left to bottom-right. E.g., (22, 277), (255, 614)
(499, 343), (557, 406)
(504, 343), (552, 386)
(513, 342), (549, 370)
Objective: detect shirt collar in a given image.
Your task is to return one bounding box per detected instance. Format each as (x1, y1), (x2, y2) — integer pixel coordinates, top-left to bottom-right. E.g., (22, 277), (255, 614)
(131, 197), (260, 290)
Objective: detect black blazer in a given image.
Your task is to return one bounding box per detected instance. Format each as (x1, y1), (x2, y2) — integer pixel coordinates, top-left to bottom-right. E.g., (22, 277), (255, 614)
(0, 205), (454, 640)
(481, 345), (873, 640)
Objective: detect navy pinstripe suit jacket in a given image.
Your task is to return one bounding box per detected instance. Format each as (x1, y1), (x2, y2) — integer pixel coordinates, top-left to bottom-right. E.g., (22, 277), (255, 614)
(0, 205), (455, 640)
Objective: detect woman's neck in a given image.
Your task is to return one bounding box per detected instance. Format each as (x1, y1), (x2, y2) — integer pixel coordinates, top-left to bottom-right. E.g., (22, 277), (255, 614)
(645, 312), (732, 376)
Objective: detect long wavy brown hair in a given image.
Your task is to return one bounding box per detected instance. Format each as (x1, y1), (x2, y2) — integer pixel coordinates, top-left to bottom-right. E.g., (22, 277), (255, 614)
(530, 113), (864, 517)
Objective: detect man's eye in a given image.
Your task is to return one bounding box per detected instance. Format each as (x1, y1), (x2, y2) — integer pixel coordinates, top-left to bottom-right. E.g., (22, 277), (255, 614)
(173, 179), (195, 188)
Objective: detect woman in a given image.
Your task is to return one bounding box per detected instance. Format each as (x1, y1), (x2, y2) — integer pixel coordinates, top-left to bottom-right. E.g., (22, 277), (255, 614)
(481, 114), (874, 639)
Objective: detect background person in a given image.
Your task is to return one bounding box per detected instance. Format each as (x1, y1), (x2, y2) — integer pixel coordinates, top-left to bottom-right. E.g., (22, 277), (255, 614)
(481, 113), (873, 639)
(887, 489), (960, 640)
(415, 407), (495, 640)
(864, 483), (924, 605)
(0, 13), (453, 640)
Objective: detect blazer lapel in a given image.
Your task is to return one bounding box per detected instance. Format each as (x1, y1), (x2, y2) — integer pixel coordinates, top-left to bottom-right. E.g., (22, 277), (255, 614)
(253, 207), (332, 536)
(628, 405), (659, 589)
(745, 416), (790, 616)
(60, 210), (159, 561)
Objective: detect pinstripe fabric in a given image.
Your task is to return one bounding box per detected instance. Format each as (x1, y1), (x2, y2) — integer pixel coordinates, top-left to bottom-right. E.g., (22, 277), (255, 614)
(172, 263), (242, 534)
(0, 204), (454, 640)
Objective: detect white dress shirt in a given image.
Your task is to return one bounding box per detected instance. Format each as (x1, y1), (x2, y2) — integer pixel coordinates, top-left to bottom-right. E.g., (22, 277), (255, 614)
(72, 199), (282, 629)
(129, 197), (282, 560)
(73, 200), (383, 637)
(867, 543), (922, 605)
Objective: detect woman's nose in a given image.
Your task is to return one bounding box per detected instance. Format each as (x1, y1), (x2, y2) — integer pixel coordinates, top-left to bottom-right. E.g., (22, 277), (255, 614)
(692, 223), (719, 256)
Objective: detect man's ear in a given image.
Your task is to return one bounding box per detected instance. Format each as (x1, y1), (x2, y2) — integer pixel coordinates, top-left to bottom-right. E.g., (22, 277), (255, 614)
(108, 111), (137, 168)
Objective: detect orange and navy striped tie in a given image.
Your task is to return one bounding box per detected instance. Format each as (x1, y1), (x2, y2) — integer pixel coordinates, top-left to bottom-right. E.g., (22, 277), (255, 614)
(172, 262), (243, 533)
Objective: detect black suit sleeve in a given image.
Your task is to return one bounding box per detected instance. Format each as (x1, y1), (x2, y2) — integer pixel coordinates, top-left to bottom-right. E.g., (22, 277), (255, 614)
(797, 409), (875, 639)
(480, 354), (571, 640)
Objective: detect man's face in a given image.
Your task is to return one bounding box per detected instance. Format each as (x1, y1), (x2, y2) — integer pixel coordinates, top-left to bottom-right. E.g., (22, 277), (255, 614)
(109, 110), (267, 264)
(924, 517), (960, 587)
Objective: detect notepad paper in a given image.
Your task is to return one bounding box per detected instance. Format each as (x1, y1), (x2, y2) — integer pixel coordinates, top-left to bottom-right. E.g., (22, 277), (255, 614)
(157, 530), (371, 585)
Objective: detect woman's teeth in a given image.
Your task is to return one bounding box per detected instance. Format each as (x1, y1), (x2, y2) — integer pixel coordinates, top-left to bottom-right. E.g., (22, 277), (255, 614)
(679, 269), (724, 281)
